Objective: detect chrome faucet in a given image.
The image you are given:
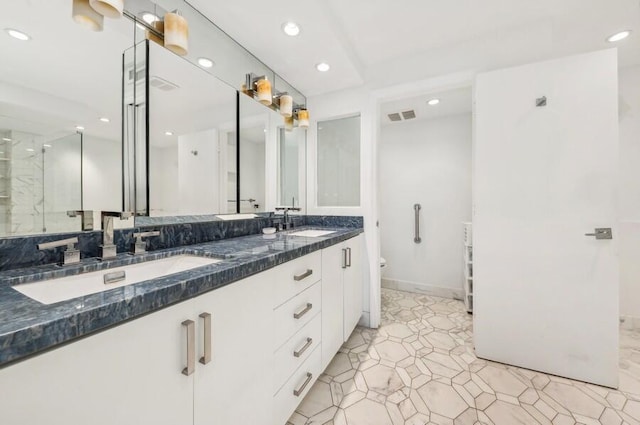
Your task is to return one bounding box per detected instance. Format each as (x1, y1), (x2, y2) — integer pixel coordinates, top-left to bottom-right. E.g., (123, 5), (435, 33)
(37, 237), (80, 265)
(100, 211), (133, 260)
(275, 206), (302, 230)
(132, 230), (160, 254)
(67, 210), (94, 231)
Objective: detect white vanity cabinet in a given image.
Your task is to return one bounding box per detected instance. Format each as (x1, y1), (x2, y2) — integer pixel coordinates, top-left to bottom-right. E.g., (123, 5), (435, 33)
(321, 234), (364, 369)
(0, 299), (196, 425)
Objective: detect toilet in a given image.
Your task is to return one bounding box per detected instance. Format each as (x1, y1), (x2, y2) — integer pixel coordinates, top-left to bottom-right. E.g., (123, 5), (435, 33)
(380, 257), (387, 277)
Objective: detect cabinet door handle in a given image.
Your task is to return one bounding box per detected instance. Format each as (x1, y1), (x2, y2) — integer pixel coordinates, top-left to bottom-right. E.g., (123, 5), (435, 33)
(294, 269), (313, 281)
(293, 372), (313, 397)
(342, 248), (347, 269)
(181, 319), (195, 376)
(199, 312), (212, 365)
(293, 337), (313, 358)
(347, 247), (352, 267)
(293, 303), (313, 319)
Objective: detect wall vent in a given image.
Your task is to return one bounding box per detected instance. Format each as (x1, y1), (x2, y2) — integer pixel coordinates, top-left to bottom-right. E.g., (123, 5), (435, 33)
(149, 76), (180, 91)
(401, 110), (416, 120)
(388, 113), (402, 122)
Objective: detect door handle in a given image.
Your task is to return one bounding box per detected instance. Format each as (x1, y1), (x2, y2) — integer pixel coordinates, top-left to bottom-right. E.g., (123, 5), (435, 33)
(293, 303), (313, 319)
(199, 312), (212, 365)
(585, 228), (613, 240)
(181, 319), (195, 376)
(346, 247), (352, 267)
(414, 203), (422, 243)
(293, 373), (313, 397)
(294, 269), (313, 281)
(342, 248), (347, 269)
(293, 337), (313, 358)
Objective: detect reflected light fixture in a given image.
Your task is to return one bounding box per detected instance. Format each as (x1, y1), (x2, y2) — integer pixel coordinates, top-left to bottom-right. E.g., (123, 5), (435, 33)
(256, 78), (273, 106)
(198, 57), (214, 68)
(297, 109), (310, 129)
(315, 62), (330, 72)
(2, 137), (12, 142)
(282, 22), (300, 37)
(279, 94), (293, 118)
(142, 12), (159, 24)
(89, 0), (124, 19)
(607, 30), (631, 42)
(427, 98), (440, 106)
(5, 28), (31, 41)
(99, 117), (110, 123)
(43, 144), (52, 148)
(72, 0), (103, 31)
(75, 125), (85, 131)
(164, 10), (189, 56)
(284, 115), (294, 132)
(26, 148), (35, 152)
(165, 131), (174, 136)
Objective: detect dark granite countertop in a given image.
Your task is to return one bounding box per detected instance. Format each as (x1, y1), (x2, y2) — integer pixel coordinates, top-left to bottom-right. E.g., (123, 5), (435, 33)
(0, 226), (363, 367)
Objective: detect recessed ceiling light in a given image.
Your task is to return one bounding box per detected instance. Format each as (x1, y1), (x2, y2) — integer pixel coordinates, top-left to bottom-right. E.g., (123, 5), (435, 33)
(427, 98), (440, 106)
(2, 137), (11, 142)
(165, 131), (173, 136)
(282, 22), (300, 37)
(43, 144), (52, 148)
(75, 125), (85, 131)
(197, 57), (214, 68)
(316, 62), (330, 72)
(5, 28), (30, 41)
(99, 117), (110, 123)
(26, 148), (35, 152)
(607, 30), (631, 43)
(141, 13), (159, 24)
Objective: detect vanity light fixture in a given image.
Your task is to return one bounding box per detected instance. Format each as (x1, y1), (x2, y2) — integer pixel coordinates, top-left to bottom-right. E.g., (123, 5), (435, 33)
(607, 30), (631, 42)
(197, 57), (214, 68)
(427, 98), (440, 106)
(282, 22), (300, 37)
(72, 0), (104, 31)
(141, 12), (160, 24)
(5, 28), (31, 41)
(164, 10), (189, 56)
(99, 117), (110, 123)
(165, 131), (174, 136)
(284, 115), (294, 132)
(315, 62), (330, 72)
(256, 78), (273, 106)
(89, 0), (124, 19)
(297, 108), (310, 129)
(279, 94), (293, 117)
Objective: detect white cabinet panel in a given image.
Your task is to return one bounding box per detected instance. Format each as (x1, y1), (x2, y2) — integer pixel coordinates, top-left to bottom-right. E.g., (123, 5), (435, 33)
(0, 300), (195, 425)
(343, 234), (364, 340)
(274, 282), (322, 350)
(321, 241), (346, 369)
(193, 273), (274, 425)
(273, 250), (322, 308)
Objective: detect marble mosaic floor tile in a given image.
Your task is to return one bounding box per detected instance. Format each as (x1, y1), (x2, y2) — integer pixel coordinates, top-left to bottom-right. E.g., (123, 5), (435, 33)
(287, 288), (640, 425)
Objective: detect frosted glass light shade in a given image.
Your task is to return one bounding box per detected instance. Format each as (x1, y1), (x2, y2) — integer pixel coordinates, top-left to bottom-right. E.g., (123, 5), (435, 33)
(72, 0), (104, 31)
(89, 0), (123, 18)
(256, 78), (272, 106)
(298, 109), (310, 129)
(279, 95), (293, 117)
(164, 12), (189, 56)
(284, 115), (294, 132)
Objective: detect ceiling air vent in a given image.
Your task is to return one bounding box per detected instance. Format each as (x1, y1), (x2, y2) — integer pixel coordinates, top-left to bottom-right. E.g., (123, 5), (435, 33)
(388, 113), (402, 122)
(401, 110), (416, 120)
(149, 76), (180, 91)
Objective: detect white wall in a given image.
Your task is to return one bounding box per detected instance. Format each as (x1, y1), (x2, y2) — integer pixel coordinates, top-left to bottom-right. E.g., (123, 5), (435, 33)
(178, 129), (219, 215)
(239, 138), (265, 213)
(379, 114), (471, 298)
(149, 145), (178, 216)
(82, 135), (121, 213)
(619, 65), (640, 326)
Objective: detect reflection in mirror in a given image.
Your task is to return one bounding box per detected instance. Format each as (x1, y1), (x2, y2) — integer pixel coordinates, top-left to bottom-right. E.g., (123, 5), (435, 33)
(144, 41), (237, 216)
(278, 127), (306, 208)
(0, 0), (132, 236)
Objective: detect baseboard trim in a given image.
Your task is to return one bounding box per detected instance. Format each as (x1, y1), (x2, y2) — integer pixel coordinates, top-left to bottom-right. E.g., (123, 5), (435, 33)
(620, 315), (640, 330)
(382, 278), (464, 300)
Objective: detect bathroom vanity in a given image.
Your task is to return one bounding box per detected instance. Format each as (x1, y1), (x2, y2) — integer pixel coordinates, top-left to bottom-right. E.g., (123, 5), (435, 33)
(0, 227), (364, 425)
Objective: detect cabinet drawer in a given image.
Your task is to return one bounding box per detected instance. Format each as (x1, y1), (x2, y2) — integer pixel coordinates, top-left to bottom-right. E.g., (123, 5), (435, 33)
(273, 251), (321, 308)
(273, 346), (322, 425)
(274, 282), (321, 350)
(273, 313), (321, 394)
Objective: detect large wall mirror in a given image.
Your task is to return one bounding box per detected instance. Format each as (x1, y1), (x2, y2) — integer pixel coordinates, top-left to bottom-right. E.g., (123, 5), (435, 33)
(0, 0), (132, 236)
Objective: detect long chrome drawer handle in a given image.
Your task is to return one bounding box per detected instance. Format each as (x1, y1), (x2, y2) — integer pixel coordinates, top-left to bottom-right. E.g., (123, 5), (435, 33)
(182, 319), (195, 376)
(293, 303), (313, 319)
(199, 312), (211, 365)
(293, 337), (313, 358)
(294, 269), (313, 281)
(293, 372), (313, 397)
(103, 270), (125, 285)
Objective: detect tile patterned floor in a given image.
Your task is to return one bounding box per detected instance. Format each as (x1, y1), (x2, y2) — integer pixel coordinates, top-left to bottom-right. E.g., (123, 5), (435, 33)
(287, 288), (640, 425)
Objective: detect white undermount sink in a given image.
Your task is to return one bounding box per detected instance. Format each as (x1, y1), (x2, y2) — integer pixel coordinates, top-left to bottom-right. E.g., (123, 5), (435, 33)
(288, 230), (337, 238)
(13, 255), (220, 305)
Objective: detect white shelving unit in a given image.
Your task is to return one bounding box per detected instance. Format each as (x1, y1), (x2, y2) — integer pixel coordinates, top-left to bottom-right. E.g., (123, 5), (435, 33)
(463, 222), (473, 313)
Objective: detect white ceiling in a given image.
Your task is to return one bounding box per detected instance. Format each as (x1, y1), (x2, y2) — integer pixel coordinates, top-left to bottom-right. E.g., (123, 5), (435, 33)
(191, 0), (640, 96)
(380, 87), (472, 126)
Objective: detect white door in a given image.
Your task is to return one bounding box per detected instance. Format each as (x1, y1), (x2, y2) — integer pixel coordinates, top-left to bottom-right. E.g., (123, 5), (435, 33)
(474, 49), (619, 387)
(322, 241), (345, 369)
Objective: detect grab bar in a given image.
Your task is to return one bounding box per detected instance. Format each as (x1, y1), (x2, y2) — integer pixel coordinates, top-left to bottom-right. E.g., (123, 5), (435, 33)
(414, 204), (422, 243)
